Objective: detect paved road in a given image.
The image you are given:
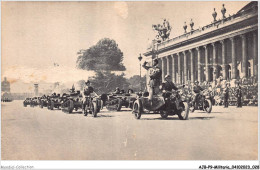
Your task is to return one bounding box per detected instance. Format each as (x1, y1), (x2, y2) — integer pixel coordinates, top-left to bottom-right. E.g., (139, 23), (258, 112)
(1, 101), (258, 160)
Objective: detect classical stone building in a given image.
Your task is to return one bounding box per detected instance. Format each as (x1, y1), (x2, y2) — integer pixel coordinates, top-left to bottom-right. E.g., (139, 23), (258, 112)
(144, 2), (258, 85)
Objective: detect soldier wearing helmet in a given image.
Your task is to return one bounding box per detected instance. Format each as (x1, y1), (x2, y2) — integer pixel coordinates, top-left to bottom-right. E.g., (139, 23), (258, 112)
(161, 74), (180, 109)
(192, 80), (204, 107)
(142, 59), (162, 101)
(161, 74), (178, 92)
(84, 80), (93, 95)
(83, 80), (98, 111)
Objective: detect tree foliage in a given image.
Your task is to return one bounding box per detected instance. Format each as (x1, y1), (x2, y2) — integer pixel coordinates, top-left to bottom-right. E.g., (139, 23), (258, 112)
(127, 75), (146, 92)
(88, 71), (130, 94)
(77, 38), (126, 71)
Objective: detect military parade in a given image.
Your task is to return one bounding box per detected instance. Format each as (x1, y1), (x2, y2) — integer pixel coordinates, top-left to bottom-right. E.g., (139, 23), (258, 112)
(21, 70), (257, 120)
(1, 1), (258, 167)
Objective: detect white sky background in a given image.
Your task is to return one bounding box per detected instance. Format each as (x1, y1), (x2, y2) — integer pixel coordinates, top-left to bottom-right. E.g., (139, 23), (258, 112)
(1, 1), (249, 92)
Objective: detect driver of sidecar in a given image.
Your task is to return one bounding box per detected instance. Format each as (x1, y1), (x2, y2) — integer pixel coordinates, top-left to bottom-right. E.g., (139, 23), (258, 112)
(161, 74), (178, 92)
(192, 80), (204, 107)
(161, 74), (180, 109)
(83, 80), (98, 107)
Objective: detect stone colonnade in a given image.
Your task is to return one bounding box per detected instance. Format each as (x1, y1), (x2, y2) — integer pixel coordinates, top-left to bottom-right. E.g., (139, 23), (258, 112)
(158, 31), (258, 84)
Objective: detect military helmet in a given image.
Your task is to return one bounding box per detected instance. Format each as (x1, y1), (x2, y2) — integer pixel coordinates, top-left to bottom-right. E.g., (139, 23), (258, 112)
(194, 80), (199, 84)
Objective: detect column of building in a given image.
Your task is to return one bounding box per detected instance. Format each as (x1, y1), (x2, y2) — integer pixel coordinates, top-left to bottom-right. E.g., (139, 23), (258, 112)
(189, 49), (194, 83)
(171, 54), (176, 83)
(158, 32), (254, 85)
(241, 34), (248, 78)
(253, 32), (258, 77)
(220, 40), (227, 80)
(230, 37), (237, 79)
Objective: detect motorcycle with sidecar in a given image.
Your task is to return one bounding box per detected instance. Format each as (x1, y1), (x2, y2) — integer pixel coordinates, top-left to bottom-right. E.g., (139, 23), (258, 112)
(47, 94), (62, 110)
(61, 91), (83, 113)
(132, 90), (190, 120)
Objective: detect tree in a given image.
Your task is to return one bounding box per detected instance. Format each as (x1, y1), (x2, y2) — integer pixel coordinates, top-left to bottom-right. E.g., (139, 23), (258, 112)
(77, 38), (126, 71)
(88, 71), (130, 94)
(128, 75), (146, 92)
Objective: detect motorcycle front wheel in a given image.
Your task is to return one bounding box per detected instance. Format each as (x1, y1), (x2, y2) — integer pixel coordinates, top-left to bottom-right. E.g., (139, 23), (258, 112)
(177, 102), (189, 120)
(204, 99), (212, 113)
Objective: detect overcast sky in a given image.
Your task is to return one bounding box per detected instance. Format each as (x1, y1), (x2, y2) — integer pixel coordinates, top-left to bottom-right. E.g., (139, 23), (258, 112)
(1, 1), (249, 92)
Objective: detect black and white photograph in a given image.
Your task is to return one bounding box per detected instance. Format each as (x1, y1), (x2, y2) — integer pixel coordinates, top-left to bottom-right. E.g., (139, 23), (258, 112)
(1, 1), (259, 169)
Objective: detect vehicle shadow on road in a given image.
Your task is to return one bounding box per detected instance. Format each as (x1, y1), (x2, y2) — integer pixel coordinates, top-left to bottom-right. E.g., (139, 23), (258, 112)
(189, 116), (215, 120)
(95, 114), (114, 118)
(140, 117), (180, 120)
(140, 116), (215, 120)
(192, 111), (227, 114)
(65, 111), (83, 114)
(106, 110), (132, 113)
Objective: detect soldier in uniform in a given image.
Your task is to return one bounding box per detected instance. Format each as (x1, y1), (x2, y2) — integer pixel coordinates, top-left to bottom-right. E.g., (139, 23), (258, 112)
(192, 80), (204, 108)
(82, 80), (98, 110)
(161, 74), (179, 109)
(223, 82), (230, 108)
(236, 83), (243, 108)
(142, 59), (162, 101)
(161, 74), (178, 92)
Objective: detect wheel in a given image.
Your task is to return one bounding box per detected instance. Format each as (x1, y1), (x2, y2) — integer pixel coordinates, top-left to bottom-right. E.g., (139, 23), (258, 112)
(132, 100), (143, 119)
(82, 102), (88, 116)
(189, 102), (195, 113)
(24, 104), (27, 107)
(116, 98), (122, 111)
(177, 102), (189, 120)
(204, 99), (212, 113)
(160, 110), (168, 119)
(100, 100), (103, 110)
(96, 100), (101, 113)
(92, 102), (98, 117)
(50, 101), (54, 110)
(68, 100), (74, 113)
(83, 106), (88, 116)
(47, 102), (50, 109)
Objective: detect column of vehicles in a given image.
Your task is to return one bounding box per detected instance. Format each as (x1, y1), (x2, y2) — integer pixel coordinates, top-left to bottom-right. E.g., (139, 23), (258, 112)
(22, 86), (139, 118)
(23, 83), (214, 120)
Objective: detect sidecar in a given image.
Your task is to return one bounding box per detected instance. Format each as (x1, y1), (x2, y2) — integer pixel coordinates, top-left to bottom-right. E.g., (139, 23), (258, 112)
(62, 91), (83, 113)
(132, 91), (189, 120)
(47, 95), (62, 110)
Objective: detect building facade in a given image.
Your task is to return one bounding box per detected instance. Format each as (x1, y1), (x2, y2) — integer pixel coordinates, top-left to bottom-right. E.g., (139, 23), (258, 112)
(144, 2), (258, 85)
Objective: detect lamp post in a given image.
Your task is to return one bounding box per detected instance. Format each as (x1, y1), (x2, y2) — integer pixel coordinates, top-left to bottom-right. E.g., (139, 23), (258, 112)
(138, 54), (143, 91)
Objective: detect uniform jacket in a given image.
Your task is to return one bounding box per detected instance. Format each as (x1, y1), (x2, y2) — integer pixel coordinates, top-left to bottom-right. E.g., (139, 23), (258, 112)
(143, 63), (162, 88)
(162, 81), (178, 91)
(193, 85), (203, 93)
